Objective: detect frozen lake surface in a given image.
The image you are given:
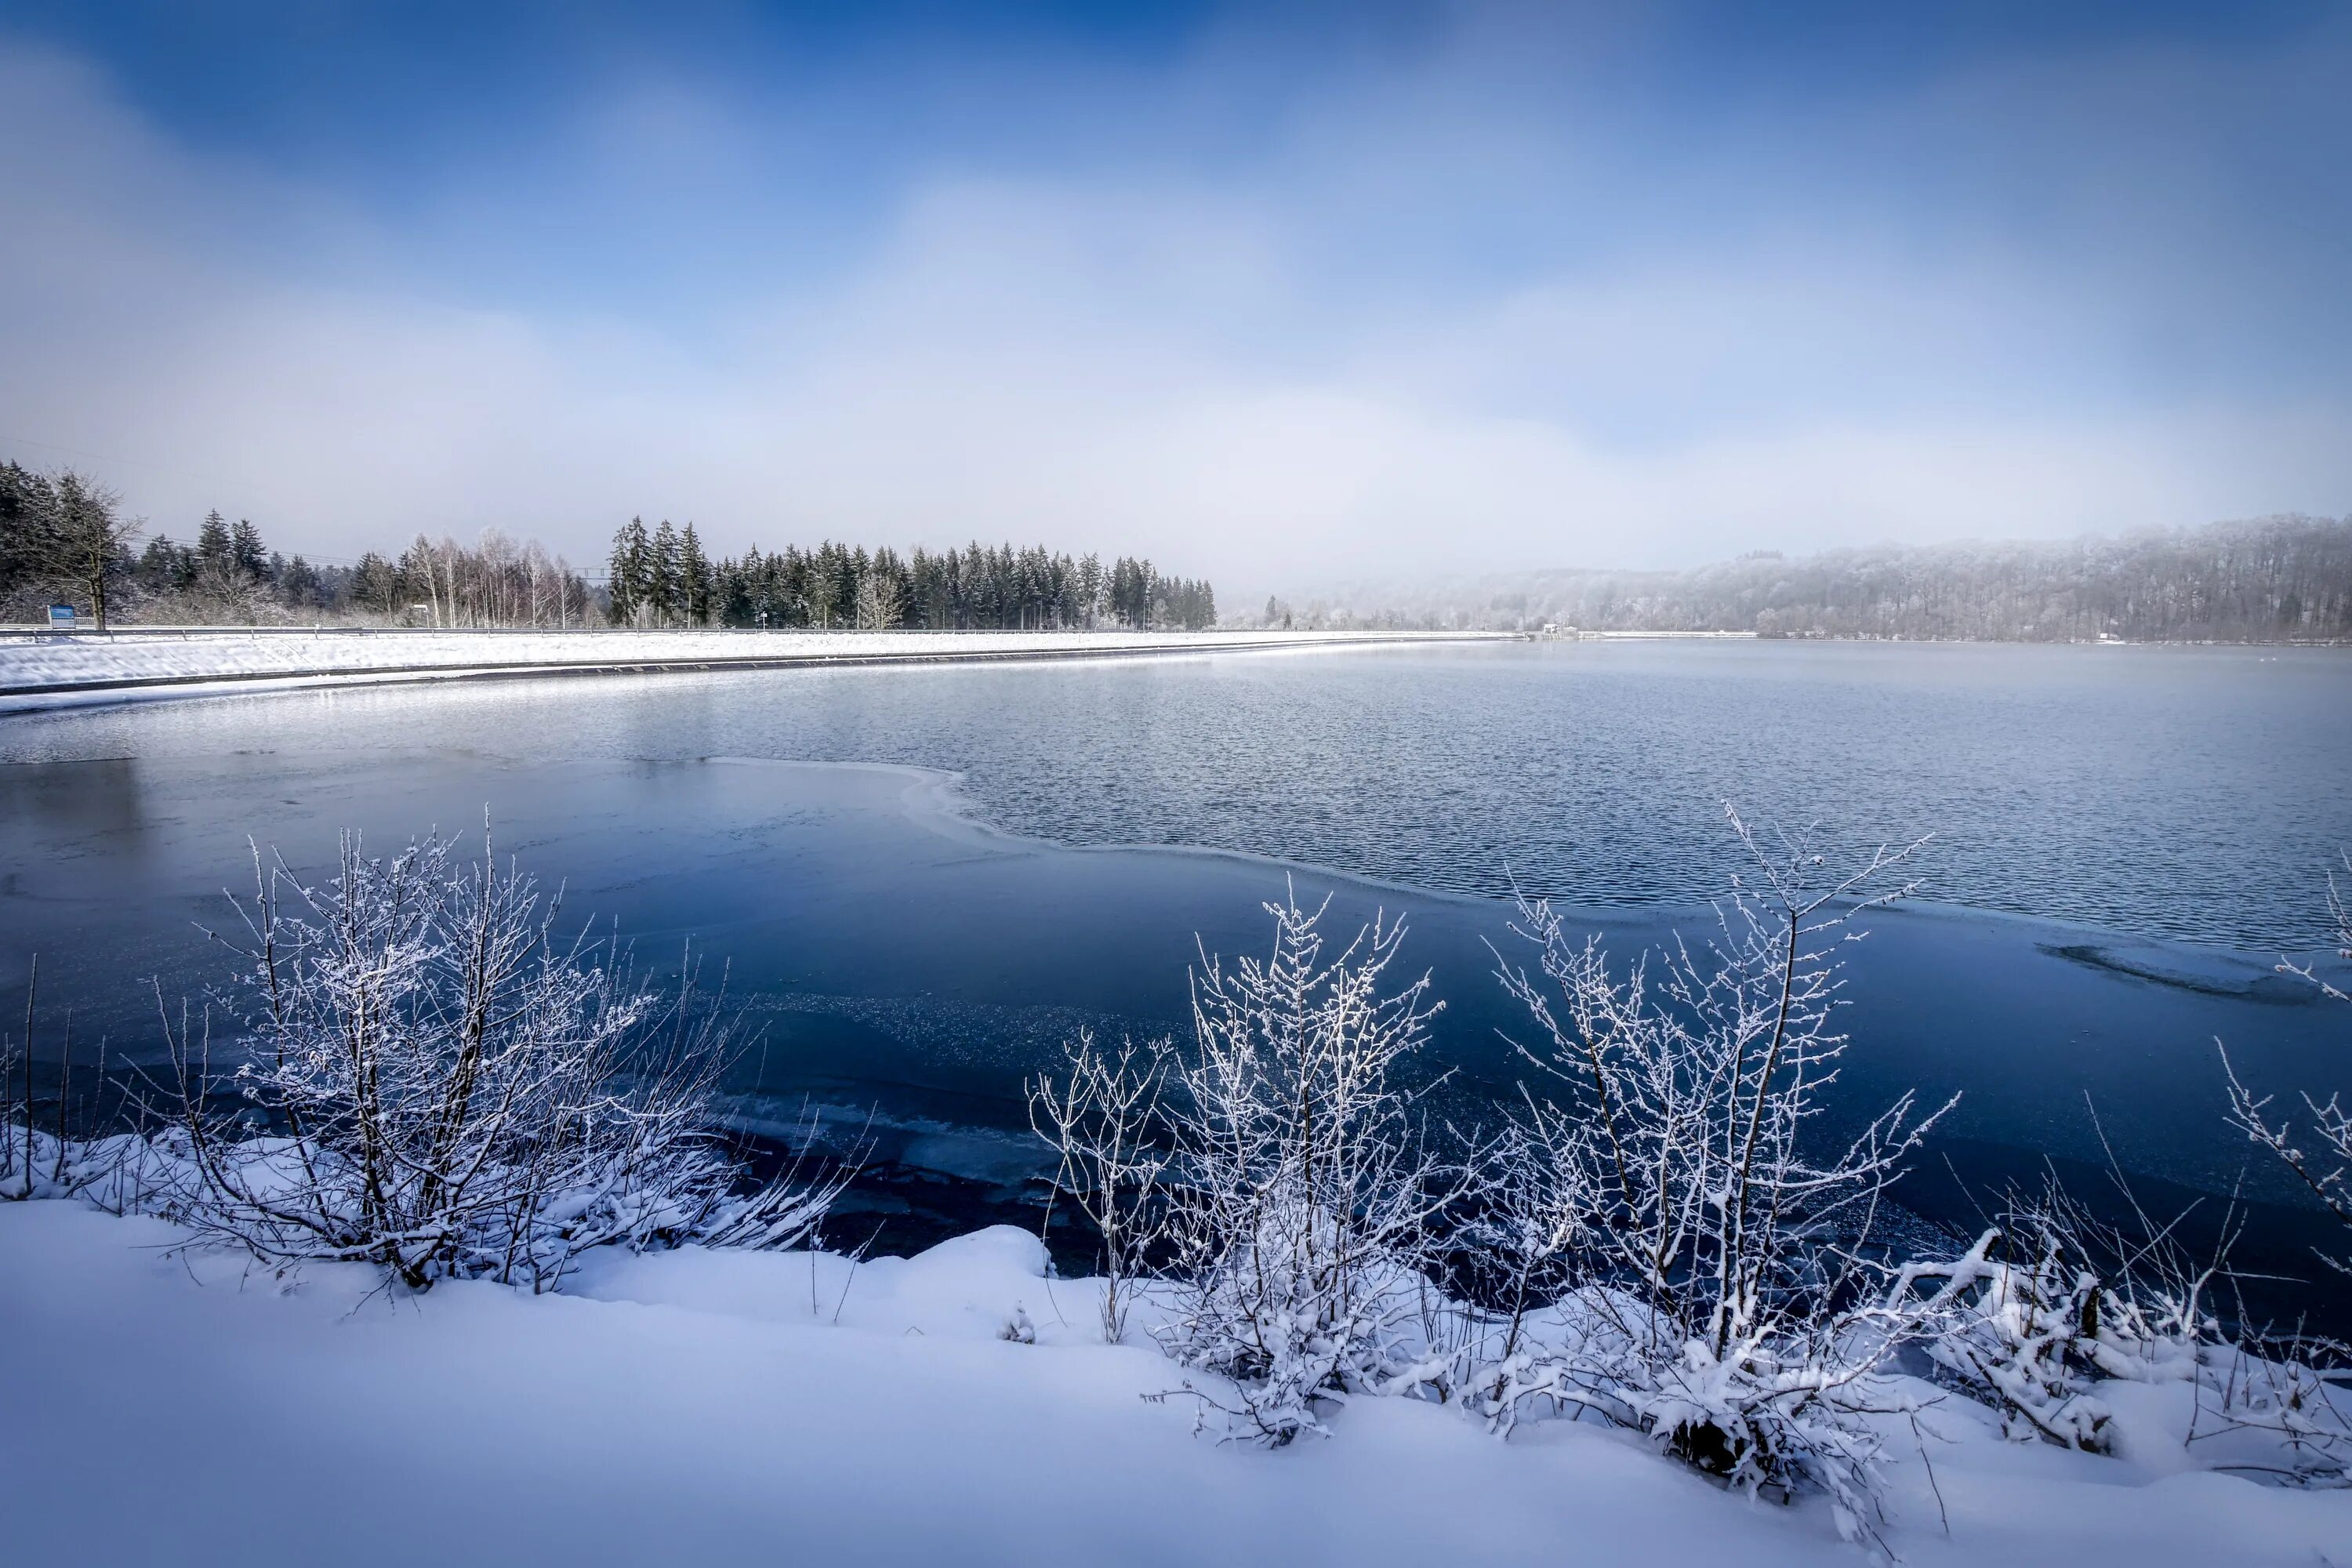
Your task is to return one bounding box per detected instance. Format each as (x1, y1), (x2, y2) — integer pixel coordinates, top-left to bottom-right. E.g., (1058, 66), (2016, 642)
(9, 637), (2338, 945)
(1, 639), (2347, 1308)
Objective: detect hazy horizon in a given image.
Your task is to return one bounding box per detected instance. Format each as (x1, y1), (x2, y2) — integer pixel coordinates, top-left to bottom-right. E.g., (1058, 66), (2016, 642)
(4, 2), (2347, 597)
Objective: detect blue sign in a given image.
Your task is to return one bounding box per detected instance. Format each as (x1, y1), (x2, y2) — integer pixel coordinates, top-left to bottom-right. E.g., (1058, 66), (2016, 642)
(47, 604), (75, 630)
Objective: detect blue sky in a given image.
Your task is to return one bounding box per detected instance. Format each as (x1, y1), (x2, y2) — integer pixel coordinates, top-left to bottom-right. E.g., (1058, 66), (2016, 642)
(2, 2), (2345, 588)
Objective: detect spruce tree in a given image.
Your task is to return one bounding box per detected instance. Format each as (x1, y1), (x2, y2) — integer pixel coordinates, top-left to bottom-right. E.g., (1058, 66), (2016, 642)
(606, 517), (652, 626)
(677, 522), (711, 626)
(280, 555), (321, 608)
(230, 518), (267, 581)
(649, 520), (681, 625)
(195, 510), (231, 568)
(719, 549), (757, 626)
(136, 536), (180, 595)
(0, 463), (60, 604)
(354, 551), (399, 615)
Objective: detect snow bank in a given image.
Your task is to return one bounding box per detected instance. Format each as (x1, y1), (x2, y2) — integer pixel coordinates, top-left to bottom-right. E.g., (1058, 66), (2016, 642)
(0, 627), (1498, 711)
(2, 1200), (2343, 1567)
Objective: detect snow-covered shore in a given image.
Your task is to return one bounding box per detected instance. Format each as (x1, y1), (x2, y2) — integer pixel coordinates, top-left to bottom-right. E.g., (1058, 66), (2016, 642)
(0, 626), (1506, 713)
(2, 1198), (2344, 1568)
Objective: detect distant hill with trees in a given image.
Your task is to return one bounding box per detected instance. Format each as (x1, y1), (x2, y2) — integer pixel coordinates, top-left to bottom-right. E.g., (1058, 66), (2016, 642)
(1289, 514), (2352, 641)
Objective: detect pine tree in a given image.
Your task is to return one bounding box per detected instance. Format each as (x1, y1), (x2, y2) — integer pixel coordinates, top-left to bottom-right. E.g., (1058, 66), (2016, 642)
(280, 554), (321, 609)
(607, 517), (652, 626)
(805, 542), (840, 628)
(718, 548), (757, 626)
(677, 522), (712, 626)
(230, 518), (267, 581)
(354, 551), (399, 616)
(0, 463), (60, 605)
(195, 510), (231, 568)
(136, 535), (183, 595)
(649, 520), (681, 625)
(1109, 556), (1156, 629)
(696, 534), (1219, 639)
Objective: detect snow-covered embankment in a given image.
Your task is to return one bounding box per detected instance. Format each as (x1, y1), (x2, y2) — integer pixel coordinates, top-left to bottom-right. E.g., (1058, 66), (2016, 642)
(0, 626), (1508, 713)
(2, 1199), (2345, 1568)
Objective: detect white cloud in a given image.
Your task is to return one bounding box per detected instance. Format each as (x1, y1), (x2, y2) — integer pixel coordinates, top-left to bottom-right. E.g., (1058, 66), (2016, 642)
(0, 33), (2344, 604)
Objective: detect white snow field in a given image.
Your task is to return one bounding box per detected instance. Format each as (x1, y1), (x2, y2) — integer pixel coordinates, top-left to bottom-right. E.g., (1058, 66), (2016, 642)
(2, 1200), (2344, 1568)
(0, 626), (1505, 712)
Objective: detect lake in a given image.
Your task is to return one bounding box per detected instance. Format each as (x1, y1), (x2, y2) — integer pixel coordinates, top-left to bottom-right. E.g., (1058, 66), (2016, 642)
(2, 640), (2347, 1306)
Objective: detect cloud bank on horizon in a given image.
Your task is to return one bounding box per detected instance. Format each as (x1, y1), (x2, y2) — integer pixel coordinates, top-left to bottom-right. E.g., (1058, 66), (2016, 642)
(2, 1), (2346, 593)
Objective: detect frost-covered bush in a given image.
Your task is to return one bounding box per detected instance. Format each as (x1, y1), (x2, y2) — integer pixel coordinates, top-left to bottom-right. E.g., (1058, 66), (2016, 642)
(165, 828), (840, 1291)
(1893, 1181), (2350, 1483)
(0, 1123), (161, 1209)
(1028, 1028), (1172, 1344)
(1482, 811), (1955, 1536)
(2201, 851), (2352, 1481)
(1158, 891), (1462, 1444)
(2223, 851), (2352, 1276)
(1888, 1188), (2212, 1451)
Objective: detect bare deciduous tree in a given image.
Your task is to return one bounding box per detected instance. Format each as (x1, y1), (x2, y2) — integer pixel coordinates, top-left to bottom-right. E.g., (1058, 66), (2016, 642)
(34, 470), (141, 630)
(852, 568), (905, 631)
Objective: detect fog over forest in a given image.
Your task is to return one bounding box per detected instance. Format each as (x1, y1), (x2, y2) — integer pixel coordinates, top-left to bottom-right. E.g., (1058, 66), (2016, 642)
(1291, 514), (2352, 641)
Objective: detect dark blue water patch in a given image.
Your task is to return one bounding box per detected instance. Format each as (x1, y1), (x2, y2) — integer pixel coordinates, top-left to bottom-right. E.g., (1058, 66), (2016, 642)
(3, 750), (2340, 1196)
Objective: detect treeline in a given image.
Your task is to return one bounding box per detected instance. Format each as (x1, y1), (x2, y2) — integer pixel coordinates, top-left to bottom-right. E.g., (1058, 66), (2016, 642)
(1307, 514), (2352, 641)
(2, 459), (1216, 632)
(606, 516), (1217, 630)
(2, 463), (597, 629)
(132, 515), (594, 628)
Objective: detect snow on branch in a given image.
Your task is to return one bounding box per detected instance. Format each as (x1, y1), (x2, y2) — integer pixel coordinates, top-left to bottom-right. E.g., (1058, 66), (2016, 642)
(1158, 887), (1469, 1445)
(1480, 809), (1955, 1539)
(1029, 1027), (1173, 1343)
(2225, 849), (2352, 1276)
(156, 824), (844, 1291)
